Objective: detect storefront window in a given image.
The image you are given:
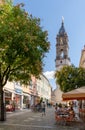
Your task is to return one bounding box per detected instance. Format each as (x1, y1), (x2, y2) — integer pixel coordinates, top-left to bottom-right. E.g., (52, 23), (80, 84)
(5, 92), (12, 105)
(23, 96), (30, 108)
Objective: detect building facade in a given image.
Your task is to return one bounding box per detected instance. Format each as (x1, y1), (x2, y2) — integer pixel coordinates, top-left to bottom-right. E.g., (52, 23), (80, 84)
(4, 74), (52, 111)
(36, 74), (52, 104)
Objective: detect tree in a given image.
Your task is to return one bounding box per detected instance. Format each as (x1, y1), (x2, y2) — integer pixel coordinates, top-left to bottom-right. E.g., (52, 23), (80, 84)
(55, 65), (85, 92)
(0, 2), (50, 121)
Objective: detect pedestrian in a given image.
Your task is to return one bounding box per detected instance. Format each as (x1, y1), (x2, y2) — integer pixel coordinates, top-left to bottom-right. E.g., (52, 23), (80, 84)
(41, 102), (46, 116)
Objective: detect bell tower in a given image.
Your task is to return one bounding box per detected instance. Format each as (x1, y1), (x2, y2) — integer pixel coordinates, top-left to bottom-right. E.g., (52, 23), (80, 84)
(54, 19), (71, 103)
(55, 18), (71, 69)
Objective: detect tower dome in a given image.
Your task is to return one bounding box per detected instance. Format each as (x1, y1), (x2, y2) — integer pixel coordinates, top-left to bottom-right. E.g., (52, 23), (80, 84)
(59, 19), (66, 35)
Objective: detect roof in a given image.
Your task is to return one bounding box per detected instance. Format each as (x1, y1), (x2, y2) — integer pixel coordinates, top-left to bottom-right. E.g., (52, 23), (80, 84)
(59, 20), (66, 36)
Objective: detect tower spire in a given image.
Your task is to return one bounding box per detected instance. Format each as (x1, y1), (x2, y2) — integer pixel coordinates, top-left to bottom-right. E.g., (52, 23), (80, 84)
(62, 16), (64, 24)
(59, 17), (66, 35)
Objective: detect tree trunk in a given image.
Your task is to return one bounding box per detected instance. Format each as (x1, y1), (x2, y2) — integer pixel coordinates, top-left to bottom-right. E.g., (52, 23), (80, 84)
(0, 82), (6, 121)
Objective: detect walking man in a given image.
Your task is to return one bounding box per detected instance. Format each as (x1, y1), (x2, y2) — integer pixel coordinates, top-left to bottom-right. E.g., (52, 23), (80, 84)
(41, 102), (46, 116)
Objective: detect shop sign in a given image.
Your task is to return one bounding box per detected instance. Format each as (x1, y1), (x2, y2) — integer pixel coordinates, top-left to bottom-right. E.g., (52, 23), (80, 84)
(15, 88), (22, 94)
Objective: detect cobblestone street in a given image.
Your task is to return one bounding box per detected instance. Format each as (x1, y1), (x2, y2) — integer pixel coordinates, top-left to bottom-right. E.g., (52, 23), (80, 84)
(0, 107), (85, 130)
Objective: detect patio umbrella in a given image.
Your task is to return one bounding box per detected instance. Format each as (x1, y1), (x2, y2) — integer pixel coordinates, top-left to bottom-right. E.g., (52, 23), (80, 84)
(62, 86), (85, 101)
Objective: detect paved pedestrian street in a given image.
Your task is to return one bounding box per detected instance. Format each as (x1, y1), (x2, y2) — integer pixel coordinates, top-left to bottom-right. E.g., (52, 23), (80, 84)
(0, 107), (85, 130)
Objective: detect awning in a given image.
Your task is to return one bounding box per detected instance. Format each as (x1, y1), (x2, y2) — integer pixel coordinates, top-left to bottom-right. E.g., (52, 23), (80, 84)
(23, 93), (29, 96)
(4, 88), (14, 93)
(62, 86), (85, 101)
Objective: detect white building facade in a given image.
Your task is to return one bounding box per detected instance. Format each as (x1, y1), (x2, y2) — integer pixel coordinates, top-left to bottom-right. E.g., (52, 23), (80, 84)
(36, 74), (52, 104)
(4, 74), (52, 111)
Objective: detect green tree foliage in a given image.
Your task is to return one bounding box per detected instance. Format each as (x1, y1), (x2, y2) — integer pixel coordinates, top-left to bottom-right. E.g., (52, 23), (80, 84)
(0, 2), (50, 121)
(0, 2), (50, 88)
(55, 65), (85, 92)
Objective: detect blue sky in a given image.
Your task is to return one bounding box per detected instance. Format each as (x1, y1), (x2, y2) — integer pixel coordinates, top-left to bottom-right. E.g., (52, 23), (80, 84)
(14, 0), (85, 89)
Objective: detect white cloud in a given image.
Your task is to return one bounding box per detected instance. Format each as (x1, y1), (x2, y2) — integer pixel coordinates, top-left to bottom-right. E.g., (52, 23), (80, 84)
(43, 71), (56, 89)
(43, 71), (55, 79)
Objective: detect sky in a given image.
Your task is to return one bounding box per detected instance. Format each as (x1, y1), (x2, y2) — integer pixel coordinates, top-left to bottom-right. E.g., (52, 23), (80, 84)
(14, 0), (85, 89)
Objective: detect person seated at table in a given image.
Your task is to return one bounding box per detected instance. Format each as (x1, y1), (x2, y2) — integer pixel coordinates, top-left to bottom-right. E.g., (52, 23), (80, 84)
(66, 106), (75, 121)
(55, 103), (63, 115)
(63, 105), (70, 115)
(69, 106), (75, 116)
(55, 103), (58, 111)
